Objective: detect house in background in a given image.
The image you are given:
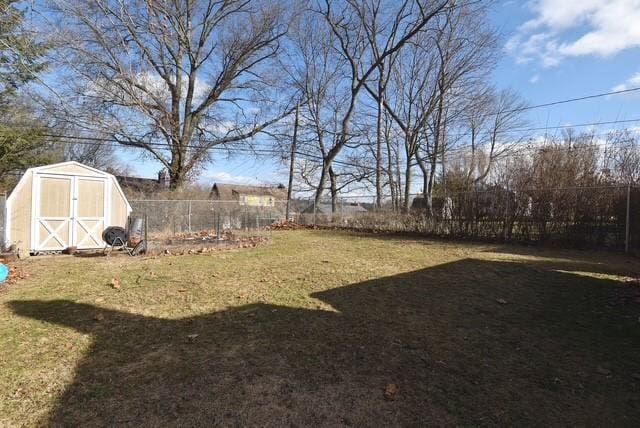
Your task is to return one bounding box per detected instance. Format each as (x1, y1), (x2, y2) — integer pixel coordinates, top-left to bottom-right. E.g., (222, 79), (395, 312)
(210, 183), (287, 206)
(115, 169), (171, 197)
(303, 202), (369, 216)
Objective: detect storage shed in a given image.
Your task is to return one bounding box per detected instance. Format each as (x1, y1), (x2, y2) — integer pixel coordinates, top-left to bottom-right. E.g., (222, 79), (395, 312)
(5, 161), (131, 257)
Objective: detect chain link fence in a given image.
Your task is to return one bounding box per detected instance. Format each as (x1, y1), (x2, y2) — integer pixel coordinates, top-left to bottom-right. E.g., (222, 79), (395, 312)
(0, 186), (635, 253)
(129, 200), (289, 236)
(291, 185), (640, 252)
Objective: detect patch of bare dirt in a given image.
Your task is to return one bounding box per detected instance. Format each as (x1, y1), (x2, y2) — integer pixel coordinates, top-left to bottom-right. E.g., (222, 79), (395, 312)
(148, 232), (270, 256)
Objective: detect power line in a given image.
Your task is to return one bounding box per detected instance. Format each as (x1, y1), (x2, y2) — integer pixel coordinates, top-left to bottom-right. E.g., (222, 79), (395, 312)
(0, 130), (380, 172)
(8, 130), (638, 175)
(448, 117), (640, 141)
(510, 86), (640, 114)
(5, 114), (640, 152)
(1, 115), (640, 174)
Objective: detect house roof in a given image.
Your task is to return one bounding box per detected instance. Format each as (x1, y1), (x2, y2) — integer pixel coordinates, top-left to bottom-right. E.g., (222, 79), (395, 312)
(115, 175), (163, 194)
(210, 183), (287, 201)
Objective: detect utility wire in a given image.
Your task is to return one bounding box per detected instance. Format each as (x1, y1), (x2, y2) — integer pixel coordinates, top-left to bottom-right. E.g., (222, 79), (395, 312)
(506, 86), (640, 114)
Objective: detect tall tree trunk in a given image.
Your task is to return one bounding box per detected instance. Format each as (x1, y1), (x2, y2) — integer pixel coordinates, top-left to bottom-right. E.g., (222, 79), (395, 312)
(395, 142), (402, 210)
(285, 103), (299, 221)
(329, 166), (338, 213)
(426, 156), (437, 215)
(386, 134), (396, 211)
(169, 159), (186, 190)
(417, 157), (429, 198)
(315, 162), (328, 206)
(375, 68), (384, 209)
(403, 153), (413, 213)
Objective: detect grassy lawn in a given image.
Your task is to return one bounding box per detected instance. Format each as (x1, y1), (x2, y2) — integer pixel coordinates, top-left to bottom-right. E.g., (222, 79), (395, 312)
(1, 230), (639, 426)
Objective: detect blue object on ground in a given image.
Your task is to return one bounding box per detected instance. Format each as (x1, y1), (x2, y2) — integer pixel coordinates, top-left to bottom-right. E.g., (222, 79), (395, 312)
(0, 263), (8, 283)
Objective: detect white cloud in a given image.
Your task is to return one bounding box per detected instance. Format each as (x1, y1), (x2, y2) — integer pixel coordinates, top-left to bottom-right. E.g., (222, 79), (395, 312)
(529, 74), (540, 84)
(507, 0), (640, 67)
(612, 72), (640, 91)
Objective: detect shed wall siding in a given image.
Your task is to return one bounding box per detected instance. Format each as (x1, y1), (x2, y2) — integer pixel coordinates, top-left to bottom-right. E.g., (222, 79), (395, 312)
(9, 173), (32, 256)
(110, 180), (128, 227)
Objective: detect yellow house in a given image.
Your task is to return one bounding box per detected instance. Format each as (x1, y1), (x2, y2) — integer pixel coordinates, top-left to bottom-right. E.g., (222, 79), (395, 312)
(5, 161), (131, 257)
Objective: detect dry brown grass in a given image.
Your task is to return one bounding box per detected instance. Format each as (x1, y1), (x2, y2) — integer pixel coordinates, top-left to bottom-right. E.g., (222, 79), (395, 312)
(1, 230), (639, 426)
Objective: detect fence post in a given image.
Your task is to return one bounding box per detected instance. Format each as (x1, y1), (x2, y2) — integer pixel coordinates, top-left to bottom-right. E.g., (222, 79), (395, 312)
(216, 212), (221, 245)
(188, 200), (192, 233)
(504, 189), (510, 241)
(144, 213), (149, 253)
(625, 183), (631, 253)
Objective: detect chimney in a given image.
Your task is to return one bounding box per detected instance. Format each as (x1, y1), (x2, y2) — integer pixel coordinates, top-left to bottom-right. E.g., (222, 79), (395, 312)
(158, 168), (170, 189)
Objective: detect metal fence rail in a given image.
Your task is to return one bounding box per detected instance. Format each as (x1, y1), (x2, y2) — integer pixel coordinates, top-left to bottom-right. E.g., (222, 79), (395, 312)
(129, 200), (289, 237)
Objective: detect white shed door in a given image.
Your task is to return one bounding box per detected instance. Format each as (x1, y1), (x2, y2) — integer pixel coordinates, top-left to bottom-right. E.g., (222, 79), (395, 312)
(73, 177), (106, 249)
(34, 175), (108, 251)
(35, 176), (73, 251)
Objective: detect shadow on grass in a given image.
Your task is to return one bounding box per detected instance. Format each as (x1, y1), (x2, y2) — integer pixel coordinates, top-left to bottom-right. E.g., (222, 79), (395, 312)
(9, 259), (640, 426)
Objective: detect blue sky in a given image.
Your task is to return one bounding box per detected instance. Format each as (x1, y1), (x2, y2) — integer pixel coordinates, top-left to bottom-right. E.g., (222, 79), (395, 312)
(492, 0), (640, 132)
(129, 0), (640, 188)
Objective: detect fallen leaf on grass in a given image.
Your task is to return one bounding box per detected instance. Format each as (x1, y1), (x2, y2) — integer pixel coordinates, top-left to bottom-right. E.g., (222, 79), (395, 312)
(186, 334), (199, 342)
(178, 288), (187, 292)
(110, 277), (121, 290)
(93, 313), (104, 321)
(496, 298), (508, 305)
(384, 383), (399, 400)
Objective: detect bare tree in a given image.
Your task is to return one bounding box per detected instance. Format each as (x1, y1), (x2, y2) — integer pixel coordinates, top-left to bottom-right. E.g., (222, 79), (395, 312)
(357, 0), (402, 208)
(313, 0), (451, 211)
(45, 0), (295, 188)
(603, 130), (640, 184)
(383, 35), (438, 212)
(286, 10), (350, 209)
(363, 1), (496, 212)
(58, 135), (119, 171)
(463, 88), (528, 186)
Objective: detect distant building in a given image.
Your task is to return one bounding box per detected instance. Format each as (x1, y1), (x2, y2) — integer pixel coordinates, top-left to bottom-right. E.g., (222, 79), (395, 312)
(298, 201), (368, 225)
(115, 169), (170, 196)
(304, 202), (369, 215)
(209, 183), (287, 207)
